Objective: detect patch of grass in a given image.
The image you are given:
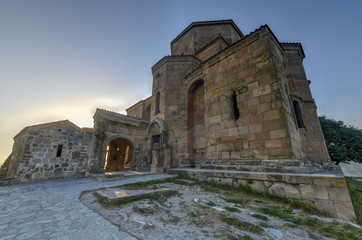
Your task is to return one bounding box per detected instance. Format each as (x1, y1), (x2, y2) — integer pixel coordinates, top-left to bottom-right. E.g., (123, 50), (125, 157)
(223, 197), (247, 206)
(317, 220), (362, 240)
(346, 177), (362, 225)
(251, 214), (268, 221)
(178, 173), (324, 216)
(308, 232), (321, 240)
(260, 205), (362, 240)
(224, 206), (241, 213)
(93, 192), (109, 204)
(173, 179), (192, 186)
(132, 206), (155, 215)
(259, 206), (298, 223)
(206, 201), (216, 206)
(241, 235), (253, 240)
(169, 216), (181, 223)
(219, 214), (264, 234)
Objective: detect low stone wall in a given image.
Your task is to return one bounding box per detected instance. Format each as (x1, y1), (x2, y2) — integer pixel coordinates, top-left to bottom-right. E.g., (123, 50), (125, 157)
(166, 168), (356, 221)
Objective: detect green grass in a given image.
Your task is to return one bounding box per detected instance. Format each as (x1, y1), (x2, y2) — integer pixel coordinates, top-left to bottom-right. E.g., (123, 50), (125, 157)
(219, 214), (264, 234)
(224, 206), (241, 212)
(132, 206), (155, 215)
(169, 216), (181, 223)
(191, 177), (324, 216)
(205, 200), (216, 206)
(93, 192), (109, 204)
(251, 213), (268, 221)
(345, 177), (362, 225)
(222, 197), (248, 207)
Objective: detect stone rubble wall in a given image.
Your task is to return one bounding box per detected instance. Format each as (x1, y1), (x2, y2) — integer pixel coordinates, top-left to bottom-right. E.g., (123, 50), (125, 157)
(2, 122), (92, 185)
(167, 168), (356, 221)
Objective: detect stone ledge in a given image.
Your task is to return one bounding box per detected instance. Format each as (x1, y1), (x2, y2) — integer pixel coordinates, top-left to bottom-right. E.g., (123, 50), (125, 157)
(166, 168), (356, 221)
(96, 188), (174, 200)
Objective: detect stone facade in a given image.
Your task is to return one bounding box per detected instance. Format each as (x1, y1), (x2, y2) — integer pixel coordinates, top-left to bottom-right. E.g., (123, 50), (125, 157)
(1, 20), (356, 220)
(1, 20), (339, 178)
(1, 120), (92, 184)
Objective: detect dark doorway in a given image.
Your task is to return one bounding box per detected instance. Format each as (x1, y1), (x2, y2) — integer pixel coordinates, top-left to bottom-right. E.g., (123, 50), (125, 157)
(104, 138), (132, 172)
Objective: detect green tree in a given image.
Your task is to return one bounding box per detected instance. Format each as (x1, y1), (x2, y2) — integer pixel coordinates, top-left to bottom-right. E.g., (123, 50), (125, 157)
(319, 116), (362, 165)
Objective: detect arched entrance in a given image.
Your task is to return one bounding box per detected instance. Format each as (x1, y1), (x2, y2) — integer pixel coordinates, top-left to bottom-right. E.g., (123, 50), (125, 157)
(188, 80), (206, 167)
(104, 138), (132, 172)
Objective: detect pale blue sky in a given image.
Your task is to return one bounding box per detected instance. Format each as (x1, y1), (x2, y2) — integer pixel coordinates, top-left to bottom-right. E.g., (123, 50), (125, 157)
(1, 0), (362, 163)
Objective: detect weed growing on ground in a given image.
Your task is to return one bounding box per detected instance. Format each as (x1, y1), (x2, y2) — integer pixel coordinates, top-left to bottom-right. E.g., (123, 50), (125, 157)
(169, 216), (181, 223)
(93, 192), (109, 204)
(132, 206), (155, 215)
(219, 213), (264, 234)
(251, 214), (268, 221)
(346, 177), (362, 225)
(224, 206), (241, 213)
(206, 200), (216, 206)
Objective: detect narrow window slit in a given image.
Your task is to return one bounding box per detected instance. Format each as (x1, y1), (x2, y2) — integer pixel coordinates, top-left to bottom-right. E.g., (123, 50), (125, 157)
(293, 101), (305, 128)
(231, 90), (239, 120)
(56, 144), (63, 157)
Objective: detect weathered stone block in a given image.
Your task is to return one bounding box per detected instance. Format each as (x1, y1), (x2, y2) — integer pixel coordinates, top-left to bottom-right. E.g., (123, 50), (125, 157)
(285, 175), (312, 184)
(300, 184), (329, 200)
(44, 171), (53, 178)
(268, 182), (301, 198)
(313, 199), (336, 215)
(328, 187), (352, 202)
(265, 139), (282, 148)
(334, 202), (356, 220)
(330, 178), (347, 188)
(312, 177), (330, 186)
(32, 172), (43, 180)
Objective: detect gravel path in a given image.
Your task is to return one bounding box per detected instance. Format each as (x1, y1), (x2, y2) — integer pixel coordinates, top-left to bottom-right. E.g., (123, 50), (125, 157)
(0, 174), (174, 240)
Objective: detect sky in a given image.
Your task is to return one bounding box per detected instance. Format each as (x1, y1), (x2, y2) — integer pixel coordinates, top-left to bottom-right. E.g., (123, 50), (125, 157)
(1, 0), (362, 164)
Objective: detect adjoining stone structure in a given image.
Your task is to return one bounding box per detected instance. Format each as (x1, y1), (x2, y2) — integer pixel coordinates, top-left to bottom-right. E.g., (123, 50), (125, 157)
(1, 20), (355, 220)
(1, 120), (92, 184)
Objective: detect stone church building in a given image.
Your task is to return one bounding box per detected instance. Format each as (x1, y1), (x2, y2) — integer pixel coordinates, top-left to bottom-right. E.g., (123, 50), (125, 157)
(1, 20), (334, 182)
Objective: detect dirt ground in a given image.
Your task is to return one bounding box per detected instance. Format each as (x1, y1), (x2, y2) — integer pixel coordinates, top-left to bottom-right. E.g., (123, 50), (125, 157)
(79, 179), (352, 240)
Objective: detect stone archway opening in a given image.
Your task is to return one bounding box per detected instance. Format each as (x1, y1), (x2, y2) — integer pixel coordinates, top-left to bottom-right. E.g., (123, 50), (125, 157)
(104, 138), (132, 172)
(187, 80), (206, 167)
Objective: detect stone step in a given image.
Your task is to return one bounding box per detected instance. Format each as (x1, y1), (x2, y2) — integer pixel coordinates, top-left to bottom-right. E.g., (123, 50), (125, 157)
(89, 171), (155, 182)
(89, 173), (125, 182)
(199, 164), (315, 174)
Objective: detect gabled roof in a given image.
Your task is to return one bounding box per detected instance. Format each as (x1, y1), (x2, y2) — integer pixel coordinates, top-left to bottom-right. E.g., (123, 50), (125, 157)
(171, 19), (244, 44)
(93, 108), (149, 126)
(14, 120), (83, 139)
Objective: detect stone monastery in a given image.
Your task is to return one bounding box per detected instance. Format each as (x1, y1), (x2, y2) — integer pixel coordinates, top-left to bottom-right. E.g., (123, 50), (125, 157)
(1, 20), (357, 220)
(0, 20), (335, 180)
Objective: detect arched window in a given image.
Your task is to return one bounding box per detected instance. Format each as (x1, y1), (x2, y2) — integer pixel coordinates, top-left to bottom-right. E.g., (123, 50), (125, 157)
(293, 101), (304, 128)
(155, 92), (160, 114)
(231, 90), (239, 120)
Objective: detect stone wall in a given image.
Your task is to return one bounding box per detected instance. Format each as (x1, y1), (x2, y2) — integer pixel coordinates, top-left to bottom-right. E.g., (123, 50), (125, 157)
(171, 21), (243, 56)
(168, 168), (356, 221)
(3, 121), (92, 183)
(90, 109), (149, 172)
(282, 43), (330, 163)
(183, 27), (296, 165)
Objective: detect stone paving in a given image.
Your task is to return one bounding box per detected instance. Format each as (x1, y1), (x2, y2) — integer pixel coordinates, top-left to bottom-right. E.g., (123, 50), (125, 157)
(0, 174), (174, 240)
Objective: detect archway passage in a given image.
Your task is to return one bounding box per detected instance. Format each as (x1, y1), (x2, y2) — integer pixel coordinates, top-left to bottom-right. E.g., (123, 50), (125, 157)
(104, 138), (132, 172)
(188, 80), (206, 166)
